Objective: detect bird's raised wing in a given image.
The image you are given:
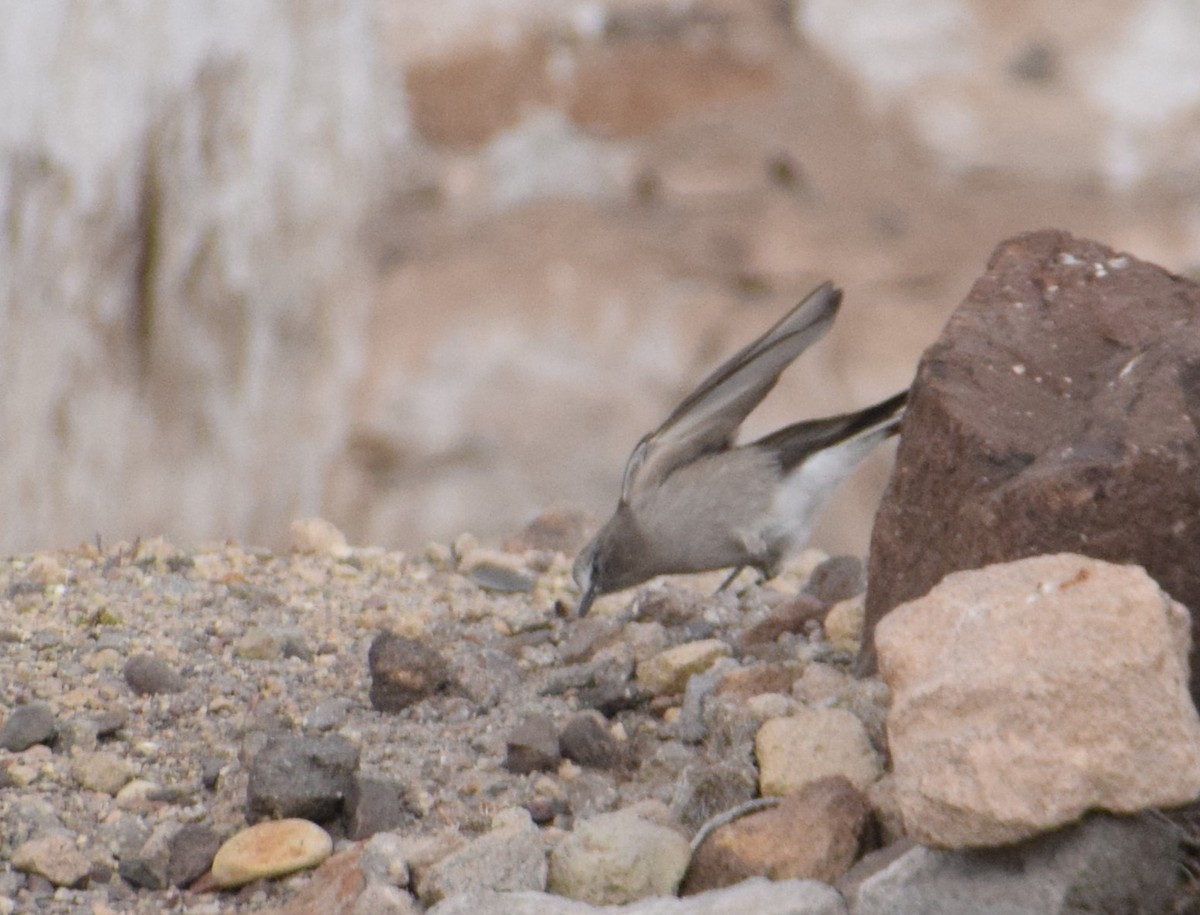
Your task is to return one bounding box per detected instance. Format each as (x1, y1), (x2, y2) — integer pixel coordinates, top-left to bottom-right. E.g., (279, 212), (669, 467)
(620, 282), (842, 502)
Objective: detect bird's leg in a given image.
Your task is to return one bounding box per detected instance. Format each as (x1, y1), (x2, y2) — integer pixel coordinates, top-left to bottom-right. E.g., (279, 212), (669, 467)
(715, 566), (746, 593)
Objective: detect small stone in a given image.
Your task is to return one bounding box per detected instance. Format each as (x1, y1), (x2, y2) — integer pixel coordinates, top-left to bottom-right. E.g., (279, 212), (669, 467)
(0, 702), (58, 751)
(29, 628), (62, 650)
(119, 822), (180, 890)
(92, 708), (129, 738)
(234, 626), (284, 661)
(756, 707), (882, 796)
(683, 776), (870, 893)
(200, 758), (227, 791)
(71, 750), (133, 795)
(558, 713), (625, 770)
(636, 639), (732, 695)
(744, 693), (793, 720)
(123, 653), (185, 695)
(669, 763), (758, 834)
(290, 517), (351, 558)
(12, 833), (91, 887)
(461, 551), (536, 594)
(716, 663), (800, 701)
(115, 779), (161, 809)
(360, 831), (411, 887)
(737, 595), (826, 646)
(791, 663), (855, 705)
(345, 776), (409, 840)
(823, 596), (865, 654)
(305, 697), (353, 732)
(417, 809), (547, 905)
(368, 631), (454, 712)
(210, 818), (333, 889)
(246, 735), (360, 823)
(576, 679), (651, 717)
(168, 823), (221, 888)
(635, 589), (701, 626)
(504, 716), (562, 775)
(290, 845), (422, 913)
(804, 555), (865, 605)
(548, 808), (691, 905)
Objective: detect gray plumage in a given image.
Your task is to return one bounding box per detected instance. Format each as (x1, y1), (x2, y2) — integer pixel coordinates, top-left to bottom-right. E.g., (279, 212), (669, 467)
(573, 282), (907, 616)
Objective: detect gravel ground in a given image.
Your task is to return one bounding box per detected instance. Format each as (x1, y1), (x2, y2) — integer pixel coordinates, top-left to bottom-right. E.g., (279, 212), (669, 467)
(0, 528), (867, 913)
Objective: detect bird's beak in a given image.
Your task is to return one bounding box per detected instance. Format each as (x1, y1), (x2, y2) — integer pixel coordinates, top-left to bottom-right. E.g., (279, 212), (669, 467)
(576, 582), (597, 618)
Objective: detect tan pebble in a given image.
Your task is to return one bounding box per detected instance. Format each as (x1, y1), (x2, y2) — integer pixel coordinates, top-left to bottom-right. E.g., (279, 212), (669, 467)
(636, 639), (731, 695)
(745, 692), (794, 720)
(557, 759), (582, 780)
(290, 518), (351, 558)
(756, 707), (882, 795)
(211, 818), (333, 889)
(12, 833), (90, 887)
(5, 764), (40, 787)
(234, 627), (282, 661)
(824, 595), (865, 653)
(115, 779), (161, 810)
(71, 751), (133, 795)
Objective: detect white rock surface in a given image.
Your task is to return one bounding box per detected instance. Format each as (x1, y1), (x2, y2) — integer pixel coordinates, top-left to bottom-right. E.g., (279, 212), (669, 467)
(0, 2), (384, 554)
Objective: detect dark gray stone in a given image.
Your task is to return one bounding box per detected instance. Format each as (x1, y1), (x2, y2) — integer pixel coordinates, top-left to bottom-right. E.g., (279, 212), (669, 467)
(0, 702), (58, 751)
(803, 555), (865, 605)
(853, 813), (1180, 915)
(504, 716), (561, 775)
(245, 734), (360, 823)
(345, 776), (409, 840)
(468, 562), (536, 594)
(167, 823), (220, 887)
(92, 708), (129, 738)
(558, 713), (626, 770)
(123, 653), (185, 695)
(368, 631), (453, 712)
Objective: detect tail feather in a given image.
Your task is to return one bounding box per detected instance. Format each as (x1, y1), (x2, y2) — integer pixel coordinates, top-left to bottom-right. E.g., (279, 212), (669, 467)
(753, 390), (907, 472)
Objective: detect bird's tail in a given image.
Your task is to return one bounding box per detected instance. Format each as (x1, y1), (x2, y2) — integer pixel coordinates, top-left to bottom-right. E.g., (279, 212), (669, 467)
(754, 390), (907, 473)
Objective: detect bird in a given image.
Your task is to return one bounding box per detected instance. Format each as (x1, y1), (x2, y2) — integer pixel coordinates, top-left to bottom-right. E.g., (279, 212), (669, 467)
(573, 281), (907, 616)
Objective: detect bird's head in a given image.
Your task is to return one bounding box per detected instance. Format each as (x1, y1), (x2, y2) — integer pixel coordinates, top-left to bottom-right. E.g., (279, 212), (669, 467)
(572, 504), (649, 616)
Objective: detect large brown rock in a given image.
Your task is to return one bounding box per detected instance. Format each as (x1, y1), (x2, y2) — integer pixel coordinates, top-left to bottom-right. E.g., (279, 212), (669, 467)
(861, 229), (1200, 697)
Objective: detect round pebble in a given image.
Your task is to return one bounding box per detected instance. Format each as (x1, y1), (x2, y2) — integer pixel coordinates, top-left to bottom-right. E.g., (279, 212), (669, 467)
(210, 818), (333, 889)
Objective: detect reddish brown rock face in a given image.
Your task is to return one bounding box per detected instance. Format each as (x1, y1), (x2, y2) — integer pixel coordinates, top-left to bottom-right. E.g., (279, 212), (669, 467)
(861, 229), (1200, 697)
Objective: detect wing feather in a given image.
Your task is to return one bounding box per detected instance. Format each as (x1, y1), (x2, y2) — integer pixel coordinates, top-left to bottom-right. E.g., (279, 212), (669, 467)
(620, 282), (842, 502)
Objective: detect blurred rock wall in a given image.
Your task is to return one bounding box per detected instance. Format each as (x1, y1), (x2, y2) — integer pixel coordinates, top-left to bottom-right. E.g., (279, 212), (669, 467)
(0, 1), (386, 552)
(3, 0), (1200, 557)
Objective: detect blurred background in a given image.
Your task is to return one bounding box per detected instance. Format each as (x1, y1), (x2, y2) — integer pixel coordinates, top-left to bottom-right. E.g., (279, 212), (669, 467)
(3, 0), (1200, 557)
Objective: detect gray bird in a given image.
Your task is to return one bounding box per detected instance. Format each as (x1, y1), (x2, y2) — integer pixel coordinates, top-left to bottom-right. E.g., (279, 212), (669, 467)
(573, 282), (907, 616)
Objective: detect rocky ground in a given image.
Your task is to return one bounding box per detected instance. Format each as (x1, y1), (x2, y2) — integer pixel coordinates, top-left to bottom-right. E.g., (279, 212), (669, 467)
(0, 514), (884, 914)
